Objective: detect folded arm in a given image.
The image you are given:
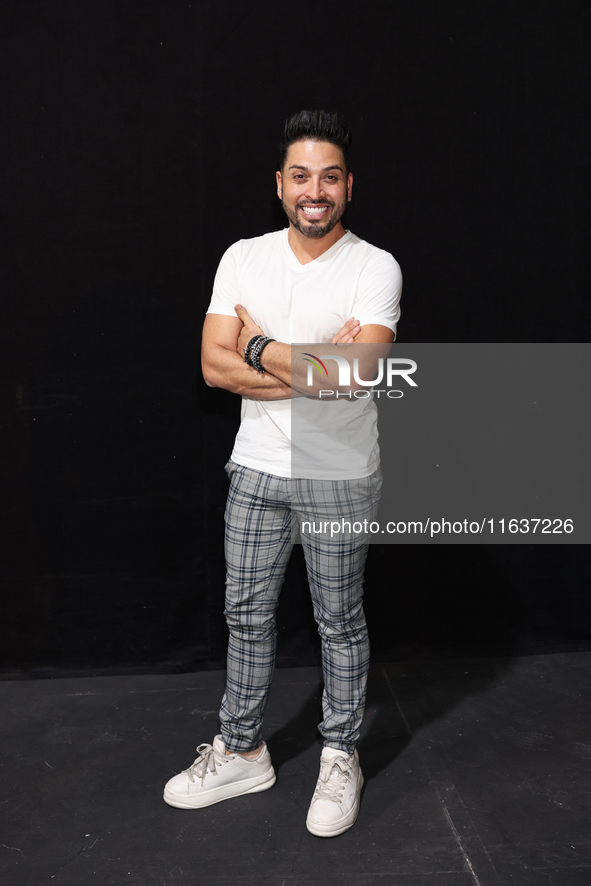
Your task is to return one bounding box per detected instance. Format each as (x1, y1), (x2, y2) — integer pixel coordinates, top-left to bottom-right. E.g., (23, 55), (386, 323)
(202, 307), (391, 400)
(233, 305), (394, 396)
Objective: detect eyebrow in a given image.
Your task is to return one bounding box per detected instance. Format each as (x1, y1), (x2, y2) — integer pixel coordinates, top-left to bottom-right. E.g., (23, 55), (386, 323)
(288, 164), (343, 172)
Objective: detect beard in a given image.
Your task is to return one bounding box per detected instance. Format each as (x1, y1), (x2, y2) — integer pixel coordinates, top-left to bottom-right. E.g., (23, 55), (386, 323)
(281, 198), (347, 239)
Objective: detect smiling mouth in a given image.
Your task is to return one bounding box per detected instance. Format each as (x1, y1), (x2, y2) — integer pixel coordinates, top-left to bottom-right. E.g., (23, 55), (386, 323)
(299, 204), (331, 220)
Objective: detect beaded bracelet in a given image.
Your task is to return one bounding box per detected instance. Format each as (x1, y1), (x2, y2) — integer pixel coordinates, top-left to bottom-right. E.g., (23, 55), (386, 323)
(249, 336), (276, 373)
(243, 334), (263, 364)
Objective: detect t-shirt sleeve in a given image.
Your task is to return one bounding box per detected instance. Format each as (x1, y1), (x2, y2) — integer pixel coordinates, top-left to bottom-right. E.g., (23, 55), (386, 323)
(352, 251), (402, 338)
(206, 241), (242, 317)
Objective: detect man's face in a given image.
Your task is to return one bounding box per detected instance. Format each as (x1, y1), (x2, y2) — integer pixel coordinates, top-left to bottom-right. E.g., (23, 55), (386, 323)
(276, 140), (353, 239)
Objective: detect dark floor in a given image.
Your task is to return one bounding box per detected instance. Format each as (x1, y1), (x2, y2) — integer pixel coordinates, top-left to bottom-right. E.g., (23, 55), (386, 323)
(1, 652), (590, 886)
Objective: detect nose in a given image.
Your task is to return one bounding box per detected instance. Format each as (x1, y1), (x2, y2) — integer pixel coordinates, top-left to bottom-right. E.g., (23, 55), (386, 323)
(306, 176), (325, 202)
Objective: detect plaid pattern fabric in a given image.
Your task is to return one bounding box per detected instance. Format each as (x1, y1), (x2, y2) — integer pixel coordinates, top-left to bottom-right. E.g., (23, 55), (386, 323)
(219, 461), (382, 755)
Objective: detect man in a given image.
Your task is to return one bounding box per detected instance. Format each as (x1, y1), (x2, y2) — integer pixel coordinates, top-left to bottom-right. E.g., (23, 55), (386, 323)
(164, 110), (402, 837)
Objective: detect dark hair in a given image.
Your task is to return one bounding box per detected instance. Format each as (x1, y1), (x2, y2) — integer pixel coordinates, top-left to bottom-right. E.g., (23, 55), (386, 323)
(278, 110), (352, 172)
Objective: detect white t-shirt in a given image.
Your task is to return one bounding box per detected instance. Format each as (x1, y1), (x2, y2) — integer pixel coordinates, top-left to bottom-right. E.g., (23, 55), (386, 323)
(206, 228), (402, 479)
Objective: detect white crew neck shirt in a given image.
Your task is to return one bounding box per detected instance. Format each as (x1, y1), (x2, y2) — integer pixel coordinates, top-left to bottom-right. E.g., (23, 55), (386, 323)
(206, 228), (402, 479)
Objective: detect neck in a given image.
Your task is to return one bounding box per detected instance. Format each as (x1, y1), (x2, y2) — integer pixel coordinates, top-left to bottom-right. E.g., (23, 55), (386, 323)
(287, 222), (346, 265)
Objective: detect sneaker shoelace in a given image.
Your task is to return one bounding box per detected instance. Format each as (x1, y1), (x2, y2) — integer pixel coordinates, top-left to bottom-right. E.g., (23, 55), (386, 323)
(184, 742), (230, 786)
(314, 756), (351, 804)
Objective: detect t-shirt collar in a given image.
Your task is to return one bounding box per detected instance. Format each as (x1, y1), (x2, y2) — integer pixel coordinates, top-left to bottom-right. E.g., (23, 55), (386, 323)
(282, 227), (353, 271)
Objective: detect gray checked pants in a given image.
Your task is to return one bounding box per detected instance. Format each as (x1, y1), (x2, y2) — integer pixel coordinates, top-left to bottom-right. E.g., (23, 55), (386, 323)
(219, 460), (382, 755)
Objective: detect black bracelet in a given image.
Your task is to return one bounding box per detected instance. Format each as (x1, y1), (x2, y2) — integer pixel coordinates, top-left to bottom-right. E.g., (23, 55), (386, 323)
(249, 336), (276, 373)
(243, 335), (263, 364)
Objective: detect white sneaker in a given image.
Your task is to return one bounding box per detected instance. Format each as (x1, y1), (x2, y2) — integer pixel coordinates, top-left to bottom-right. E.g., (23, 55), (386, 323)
(306, 747), (364, 837)
(163, 735), (276, 809)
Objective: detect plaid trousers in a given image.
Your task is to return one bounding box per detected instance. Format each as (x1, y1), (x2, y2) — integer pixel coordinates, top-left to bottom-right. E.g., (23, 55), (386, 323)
(219, 460), (382, 755)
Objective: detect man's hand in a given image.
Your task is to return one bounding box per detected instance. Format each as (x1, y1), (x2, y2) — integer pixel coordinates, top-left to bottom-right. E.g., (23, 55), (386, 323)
(234, 304), (264, 359)
(331, 317), (361, 344)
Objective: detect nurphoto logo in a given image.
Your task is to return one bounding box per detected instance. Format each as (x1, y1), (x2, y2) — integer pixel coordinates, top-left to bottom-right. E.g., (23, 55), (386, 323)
(302, 354), (418, 399)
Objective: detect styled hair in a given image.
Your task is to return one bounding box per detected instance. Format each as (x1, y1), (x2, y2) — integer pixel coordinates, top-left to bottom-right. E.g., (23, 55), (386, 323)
(279, 110), (352, 172)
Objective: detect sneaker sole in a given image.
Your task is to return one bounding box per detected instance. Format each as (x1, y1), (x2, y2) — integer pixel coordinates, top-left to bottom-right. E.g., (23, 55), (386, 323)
(163, 768), (277, 809)
(305, 775), (364, 838)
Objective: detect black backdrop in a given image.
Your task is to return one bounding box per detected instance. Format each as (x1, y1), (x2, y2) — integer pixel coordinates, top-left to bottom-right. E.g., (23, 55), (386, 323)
(2, 1), (590, 678)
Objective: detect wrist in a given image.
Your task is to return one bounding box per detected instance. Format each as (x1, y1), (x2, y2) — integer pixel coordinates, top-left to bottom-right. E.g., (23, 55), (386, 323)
(244, 334), (276, 373)
(243, 334), (263, 365)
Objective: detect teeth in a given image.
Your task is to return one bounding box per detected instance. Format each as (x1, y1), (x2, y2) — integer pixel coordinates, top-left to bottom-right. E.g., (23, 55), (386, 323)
(301, 206), (327, 215)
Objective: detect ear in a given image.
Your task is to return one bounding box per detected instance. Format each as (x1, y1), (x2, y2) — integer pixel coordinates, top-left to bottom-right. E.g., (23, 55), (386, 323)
(276, 170), (282, 198)
(347, 171), (353, 202)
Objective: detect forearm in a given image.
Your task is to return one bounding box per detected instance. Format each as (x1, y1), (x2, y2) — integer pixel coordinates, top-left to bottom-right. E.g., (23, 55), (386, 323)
(261, 341), (326, 396)
(256, 341), (292, 387)
(261, 338), (394, 397)
(261, 341), (343, 397)
(202, 342), (292, 400)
